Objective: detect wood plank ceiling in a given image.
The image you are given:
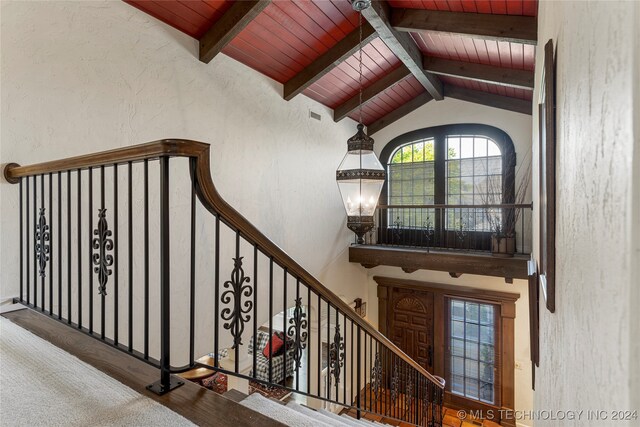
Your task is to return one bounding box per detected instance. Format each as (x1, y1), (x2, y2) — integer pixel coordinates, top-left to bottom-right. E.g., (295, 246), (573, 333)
(124, 0), (537, 134)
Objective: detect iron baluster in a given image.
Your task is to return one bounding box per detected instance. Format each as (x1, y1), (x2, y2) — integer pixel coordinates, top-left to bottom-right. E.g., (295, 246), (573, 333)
(283, 268), (287, 380)
(49, 173), (53, 314)
(77, 171), (82, 329)
(113, 164), (119, 345)
(33, 176), (37, 308)
(19, 179), (23, 303)
(35, 208), (50, 281)
(391, 362), (399, 406)
(423, 214), (434, 252)
(393, 214), (403, 243)
(317, 292), (321, 397)
(127, 162), (133, 351)
(371, 352), (382, 400)
(292, 279), (301, 390)
(214, 215), (220, 367)
(252, 244), (258, 379)
(40, 174), (45, 310)
(329, 320), (345, 398)
(220, 238), (254, 351)
(143, 160), (149, 358)
(307, 285), (311, 395)
(67, 171), (71, 323)
(57, 173), (61, 320)
(268, 257), (273, 383)
(92, 211), (113, 298)
(88, 167), (93, 332)
(356, 325), (361, 419)
(146, 156), (183, 395)
(92, 204), (113, 340)
(287, 296), (308, 369)
(26, 177), (30, 305)
(343, 312), (347, 405)
(189, 159), (196, 365)
(406, 367), (413, 418)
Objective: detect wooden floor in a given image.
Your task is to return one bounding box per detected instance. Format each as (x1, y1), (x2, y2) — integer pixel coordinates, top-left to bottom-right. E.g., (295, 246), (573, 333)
(2, 308), (284, 427)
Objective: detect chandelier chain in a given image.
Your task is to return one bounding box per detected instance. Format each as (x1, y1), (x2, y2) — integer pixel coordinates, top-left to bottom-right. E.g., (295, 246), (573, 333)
(358, 11), (363, 125)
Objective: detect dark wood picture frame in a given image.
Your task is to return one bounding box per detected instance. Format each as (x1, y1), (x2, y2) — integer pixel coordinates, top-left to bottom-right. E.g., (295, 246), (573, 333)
(538, 39), (556, 313)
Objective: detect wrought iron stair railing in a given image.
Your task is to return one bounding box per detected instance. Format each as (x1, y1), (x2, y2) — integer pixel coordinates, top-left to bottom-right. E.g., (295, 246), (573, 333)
(4, 140), (444, 426)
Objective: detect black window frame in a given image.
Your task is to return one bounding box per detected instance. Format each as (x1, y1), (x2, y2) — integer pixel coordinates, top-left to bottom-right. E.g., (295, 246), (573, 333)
(378, 124), (516, 249)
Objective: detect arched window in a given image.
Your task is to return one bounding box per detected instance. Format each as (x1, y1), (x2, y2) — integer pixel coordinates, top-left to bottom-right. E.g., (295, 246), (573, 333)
(379, 124), (516, 249)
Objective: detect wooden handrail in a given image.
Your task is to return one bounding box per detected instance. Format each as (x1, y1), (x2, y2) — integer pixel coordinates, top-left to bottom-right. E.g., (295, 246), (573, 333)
(3, 139), (444, 389)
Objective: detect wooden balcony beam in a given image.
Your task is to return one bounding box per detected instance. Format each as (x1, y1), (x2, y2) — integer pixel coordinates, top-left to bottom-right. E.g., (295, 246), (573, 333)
(349, 245), (529, 280)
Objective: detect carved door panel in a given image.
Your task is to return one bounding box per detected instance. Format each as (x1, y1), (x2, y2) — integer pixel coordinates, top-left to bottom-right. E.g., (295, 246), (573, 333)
(389, 289), (434, 370)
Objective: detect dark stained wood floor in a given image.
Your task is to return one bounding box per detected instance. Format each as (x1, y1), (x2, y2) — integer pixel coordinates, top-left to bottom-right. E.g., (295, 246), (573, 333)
(2, 308), (284, 427)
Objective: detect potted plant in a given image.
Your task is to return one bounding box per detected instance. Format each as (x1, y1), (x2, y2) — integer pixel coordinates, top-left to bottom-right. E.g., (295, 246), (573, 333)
(480, 155), (531, 258)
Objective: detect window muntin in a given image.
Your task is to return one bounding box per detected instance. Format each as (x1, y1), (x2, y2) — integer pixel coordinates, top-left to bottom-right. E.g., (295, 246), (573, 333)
(449, 299), (497, 404)
(387, 134), (504, 233)
(388, 139), (435, 228)
(445, 136), (502, 232)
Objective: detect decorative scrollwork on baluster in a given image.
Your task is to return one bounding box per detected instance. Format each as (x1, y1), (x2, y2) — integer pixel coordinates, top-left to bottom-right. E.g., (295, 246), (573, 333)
(405, 375), (414, 413)
(329, 324), (345, 386)
(455, 212), (468, 246)
(35, 208), (50, 278)
(370, 352), (383, 399)
(423, 215), (434, 253)
(287, 297), (308, 369)
(390, 363), (399, 404)
(393, 215), (403, 240)
(92, 208), (114, 296)
(423, 383), (431, 423)
(221, 257), (253, 349)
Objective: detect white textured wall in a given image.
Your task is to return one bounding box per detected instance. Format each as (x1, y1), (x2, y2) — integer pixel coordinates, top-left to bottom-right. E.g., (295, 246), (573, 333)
(532, 1), (639, 425)
(366, 98), (534, 426)
(0, 0), (369, 359)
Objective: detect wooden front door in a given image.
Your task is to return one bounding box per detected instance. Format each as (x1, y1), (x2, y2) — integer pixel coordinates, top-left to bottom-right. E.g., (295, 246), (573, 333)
(388, 288), (434, 370)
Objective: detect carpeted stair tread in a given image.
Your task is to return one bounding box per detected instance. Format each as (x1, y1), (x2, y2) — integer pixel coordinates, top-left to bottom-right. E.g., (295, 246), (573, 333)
(319, 409), (366, 427)
(343, 409), (388, 426)
(341, 413), (377, 426)
(285, 402), (345, 426)
(240, 393), (331, 427)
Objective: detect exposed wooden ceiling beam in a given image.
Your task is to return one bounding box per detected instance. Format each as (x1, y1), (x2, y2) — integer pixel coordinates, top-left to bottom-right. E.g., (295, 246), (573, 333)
(367, 92), (433, 135)
(333, 65), (411, 122)
(444, 84), (532, 115)
(423, 57), (534, 89)
(199, 0), (271, 64)
(283, 23), (377, 101)
(391, 8), (537, 45)
(362, 1), (443, 100)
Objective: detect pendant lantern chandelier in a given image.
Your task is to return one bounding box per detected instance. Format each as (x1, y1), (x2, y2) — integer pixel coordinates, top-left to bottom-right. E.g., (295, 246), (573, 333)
(336, 0), (385, 244)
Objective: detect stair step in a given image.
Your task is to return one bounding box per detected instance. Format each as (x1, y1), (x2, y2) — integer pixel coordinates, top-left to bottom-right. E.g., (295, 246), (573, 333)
(319, 409), (364, 427)
(340, 413), (377, 426)
(286, 402), (344, 426)
(240, 393), (331, 427)
(223, 389), (248, 403)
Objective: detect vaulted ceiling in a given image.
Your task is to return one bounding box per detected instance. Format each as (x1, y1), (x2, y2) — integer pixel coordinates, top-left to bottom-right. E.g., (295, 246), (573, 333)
(125, 0), (537, 134)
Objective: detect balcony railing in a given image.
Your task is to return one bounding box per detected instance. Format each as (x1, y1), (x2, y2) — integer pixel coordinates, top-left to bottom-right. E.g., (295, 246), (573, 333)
(359, 203), (533, 255)
(4, 140), (444, 426)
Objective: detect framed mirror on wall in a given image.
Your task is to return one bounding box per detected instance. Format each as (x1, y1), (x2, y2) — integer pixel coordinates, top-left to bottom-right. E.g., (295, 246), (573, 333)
(538, 39), (556, 313)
